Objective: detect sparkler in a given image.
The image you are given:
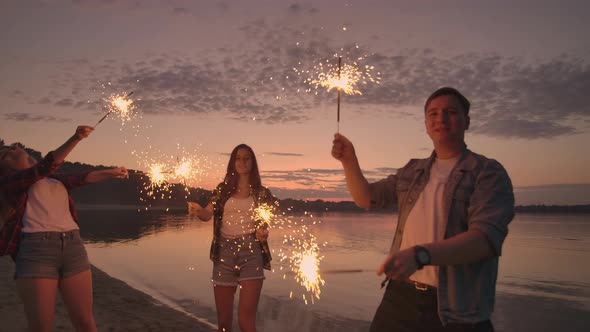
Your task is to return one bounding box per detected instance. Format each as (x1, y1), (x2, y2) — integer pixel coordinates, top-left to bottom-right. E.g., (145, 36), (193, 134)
(337, 56), (341, 132)
(290, 236), (325, 301)
(147, 163), (167, 187)
(94, 91), (135, 127)
(132, 146), (217, 203)
(253, 203), (277, 227)
(299, 55), (380, 132)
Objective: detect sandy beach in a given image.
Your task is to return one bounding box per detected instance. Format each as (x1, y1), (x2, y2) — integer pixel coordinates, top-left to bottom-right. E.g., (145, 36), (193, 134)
(0, 257), (215, 332)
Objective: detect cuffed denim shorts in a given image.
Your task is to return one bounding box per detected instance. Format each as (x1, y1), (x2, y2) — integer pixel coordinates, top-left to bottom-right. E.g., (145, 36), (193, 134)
(212, 234), (265, 287)
(15, 230), (90, 279)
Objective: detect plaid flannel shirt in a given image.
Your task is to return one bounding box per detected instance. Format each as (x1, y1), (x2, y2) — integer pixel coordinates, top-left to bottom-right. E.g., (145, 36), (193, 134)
(0, 152), (89, 259)
(208, 182), (278, 270)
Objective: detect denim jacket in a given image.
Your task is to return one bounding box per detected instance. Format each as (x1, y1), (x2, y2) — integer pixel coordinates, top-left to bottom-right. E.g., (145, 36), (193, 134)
(369, 148), (515, 324)
(208, 182), (278, 270)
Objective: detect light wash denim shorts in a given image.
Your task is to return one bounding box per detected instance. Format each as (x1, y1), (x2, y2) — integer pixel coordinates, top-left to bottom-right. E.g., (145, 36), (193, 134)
(212, 234), (265, 287)
(15, 230), (90, 279)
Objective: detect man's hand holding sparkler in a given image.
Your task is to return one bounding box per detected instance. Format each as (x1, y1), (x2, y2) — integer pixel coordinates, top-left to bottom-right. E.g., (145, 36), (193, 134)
(331, 133), (357, 164)
(376, 248), (419, 281)
(331, 133), (372, 210)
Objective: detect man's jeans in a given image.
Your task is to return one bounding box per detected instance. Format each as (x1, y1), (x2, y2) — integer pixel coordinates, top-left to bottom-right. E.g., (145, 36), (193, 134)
(370, 279), (495, 332)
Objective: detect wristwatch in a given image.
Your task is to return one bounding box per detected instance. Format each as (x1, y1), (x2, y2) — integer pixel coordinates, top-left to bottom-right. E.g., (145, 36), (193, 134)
(414, 245), (431, 270)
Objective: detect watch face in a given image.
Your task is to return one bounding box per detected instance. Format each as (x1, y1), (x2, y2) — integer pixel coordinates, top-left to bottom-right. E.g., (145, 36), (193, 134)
(417, 249), (430, 265)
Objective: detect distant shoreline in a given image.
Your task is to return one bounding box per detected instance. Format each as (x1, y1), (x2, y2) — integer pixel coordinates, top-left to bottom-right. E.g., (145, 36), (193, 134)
(75, 202), (590, 214)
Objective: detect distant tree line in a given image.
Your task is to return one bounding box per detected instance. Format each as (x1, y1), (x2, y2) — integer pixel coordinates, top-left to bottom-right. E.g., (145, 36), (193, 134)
(1, 140), (588, 214)
(515, 204), (590, 214)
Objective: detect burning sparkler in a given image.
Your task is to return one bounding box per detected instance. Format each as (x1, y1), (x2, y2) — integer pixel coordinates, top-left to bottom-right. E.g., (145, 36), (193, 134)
(132, 146), (218, 203)
(290, 236), (325, 302)
(253, 203), (277, 228)
(95, 91), (135, 127)
(147, 163), (167, 187)
(296, 54), (381, 132)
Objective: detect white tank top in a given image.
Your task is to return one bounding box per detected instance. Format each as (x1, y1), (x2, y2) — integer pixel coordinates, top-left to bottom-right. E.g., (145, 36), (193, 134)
(22, 178), (79, 233)
(220, 196), (256, 238)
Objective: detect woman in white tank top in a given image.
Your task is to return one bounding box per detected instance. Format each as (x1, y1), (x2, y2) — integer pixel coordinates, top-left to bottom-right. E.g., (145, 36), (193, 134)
(0, 125), (128, 331)
(190, 144), (277, 332)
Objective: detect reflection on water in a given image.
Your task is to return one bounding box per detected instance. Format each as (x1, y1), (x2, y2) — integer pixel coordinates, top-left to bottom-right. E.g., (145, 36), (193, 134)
(80, 210), (590, 332)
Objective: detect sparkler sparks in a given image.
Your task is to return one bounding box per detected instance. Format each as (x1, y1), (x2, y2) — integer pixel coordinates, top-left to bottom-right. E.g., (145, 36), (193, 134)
(308, 61), (362, 96)
(297, 56), (381, 96)
(290, 236), (325, 301)
(132, 145), (218, 203)
(253, 203), (277, 227)
(147, 163), (167, 187)
(293, 53), (380, 131)
(95, 91), (137, 126)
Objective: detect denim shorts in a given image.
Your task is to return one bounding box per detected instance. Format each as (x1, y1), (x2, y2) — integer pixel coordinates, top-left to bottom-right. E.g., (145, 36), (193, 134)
(212, 234), (265, 287)
(15, 230), (90, 279)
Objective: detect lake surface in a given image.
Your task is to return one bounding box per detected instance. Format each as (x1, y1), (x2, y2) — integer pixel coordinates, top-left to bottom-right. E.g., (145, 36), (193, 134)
(79, 210), (590, 332)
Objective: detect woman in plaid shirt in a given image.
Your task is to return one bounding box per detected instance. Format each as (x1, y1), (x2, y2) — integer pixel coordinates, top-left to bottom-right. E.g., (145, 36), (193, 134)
(0, 125), (128, 332)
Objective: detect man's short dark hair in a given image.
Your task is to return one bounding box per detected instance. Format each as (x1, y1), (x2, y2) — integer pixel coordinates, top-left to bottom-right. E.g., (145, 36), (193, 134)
(424, 87), (470, 116)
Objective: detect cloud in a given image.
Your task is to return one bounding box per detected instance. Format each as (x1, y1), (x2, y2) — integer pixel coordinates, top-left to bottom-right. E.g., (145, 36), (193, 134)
(3, 112), (70, 123)
(261, 166), (397, 195)
(265, 152), (304, 157)
(172, 7), (189, 15)
(472, 119), (577, 139)
(25, 19), (590, 139)
(55, 98), (74, 107)
(269, 186), (350, 200)
(360, 52), (590, 139)
(288, 3), (319, 15)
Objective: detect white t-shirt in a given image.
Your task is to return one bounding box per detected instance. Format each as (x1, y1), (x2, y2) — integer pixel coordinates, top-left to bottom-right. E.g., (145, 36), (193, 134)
(220, 196), (256, 238)
(400, 156), (459, 287)
(22, 178), (79, 233)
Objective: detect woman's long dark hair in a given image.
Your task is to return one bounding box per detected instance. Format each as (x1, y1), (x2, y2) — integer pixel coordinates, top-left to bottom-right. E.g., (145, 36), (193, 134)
(220, 144), (262, 199)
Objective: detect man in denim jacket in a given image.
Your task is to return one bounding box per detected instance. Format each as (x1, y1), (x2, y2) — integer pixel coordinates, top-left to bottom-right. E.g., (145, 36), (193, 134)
(332, 87), (514, 331)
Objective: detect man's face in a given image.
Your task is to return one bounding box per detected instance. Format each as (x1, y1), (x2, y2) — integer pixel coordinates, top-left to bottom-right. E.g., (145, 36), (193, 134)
(425, 95), (470, 146)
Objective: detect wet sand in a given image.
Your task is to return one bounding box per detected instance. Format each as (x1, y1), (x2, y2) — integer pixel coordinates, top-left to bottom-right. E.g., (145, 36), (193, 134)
(0, 257), (215, 331)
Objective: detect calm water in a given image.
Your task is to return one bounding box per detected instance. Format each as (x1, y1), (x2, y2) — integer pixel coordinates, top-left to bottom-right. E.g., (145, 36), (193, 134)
(79, 210), (590, 332)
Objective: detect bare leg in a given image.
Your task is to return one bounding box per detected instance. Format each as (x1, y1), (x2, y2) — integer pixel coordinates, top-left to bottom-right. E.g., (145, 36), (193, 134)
(59, 269), (97, 332)
(214, 285), (237, 332)
(16, 278), (59, 332)
(237, 279), (263, 332)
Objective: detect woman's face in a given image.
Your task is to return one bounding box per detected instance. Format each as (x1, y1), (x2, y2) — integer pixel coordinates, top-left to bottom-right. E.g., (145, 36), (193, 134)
(0, 146), (33, 173)
(234, 148), (253, 176)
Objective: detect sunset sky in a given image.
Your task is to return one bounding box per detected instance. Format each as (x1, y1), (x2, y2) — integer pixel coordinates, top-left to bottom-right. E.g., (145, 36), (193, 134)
(1, 0), (589, 205)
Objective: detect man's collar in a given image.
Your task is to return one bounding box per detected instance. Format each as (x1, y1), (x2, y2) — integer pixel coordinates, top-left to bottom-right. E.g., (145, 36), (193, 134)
(416, 146), (472, 171)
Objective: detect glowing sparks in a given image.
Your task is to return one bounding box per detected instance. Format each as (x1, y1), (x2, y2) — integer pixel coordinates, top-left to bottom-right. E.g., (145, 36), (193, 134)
(174, 159), (193, 180)
(109, 94), (134, 116)
(147, 163), (167, 187)
(132, 146), (219, 203)
(295, 55), (381, 97)
(96, 91), (137, 126)
(316, 64), (362, 95)
(253, 203), (277, 226)
(290, 236), (325, 300)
